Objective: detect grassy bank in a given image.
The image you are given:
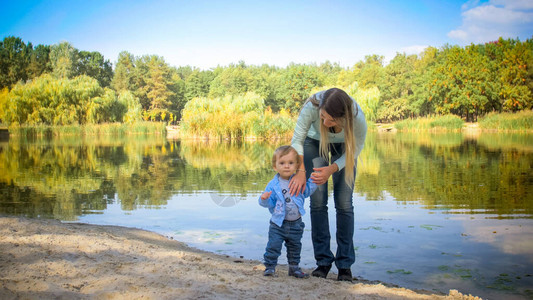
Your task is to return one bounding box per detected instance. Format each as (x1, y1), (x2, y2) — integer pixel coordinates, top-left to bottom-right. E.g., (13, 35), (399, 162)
(393, 115), (464, 131)
(7, 122), (166, 137)
(389, 111), (533, 132)
(478, 110), (533, 131)
(4, 111), (532, 139)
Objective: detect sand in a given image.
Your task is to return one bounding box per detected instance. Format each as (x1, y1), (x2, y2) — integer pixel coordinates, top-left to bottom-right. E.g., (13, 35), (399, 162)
(0, 216), (482, 300)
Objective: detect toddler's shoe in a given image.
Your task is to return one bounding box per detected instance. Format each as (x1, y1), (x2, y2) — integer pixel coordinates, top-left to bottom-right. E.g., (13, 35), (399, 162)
(263, 268), (276, 277)
(288, 265), (309, 278)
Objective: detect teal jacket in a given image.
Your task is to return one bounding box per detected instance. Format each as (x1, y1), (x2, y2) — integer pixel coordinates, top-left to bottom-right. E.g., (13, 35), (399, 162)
(291, 90), (367, 171)
(258, 174), (317, 227)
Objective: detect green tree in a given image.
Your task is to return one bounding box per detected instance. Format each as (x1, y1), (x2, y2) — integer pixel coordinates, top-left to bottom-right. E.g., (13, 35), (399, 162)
(146, 56), (173, 111)
(132, 55), (175, 121)
(278, 63), (321, 110)
(77, 51), (113, 88)
(27, 44), (51, 79)
(166, 68), (186, 121)
(0, 36), (32, 88)
(336, 67), (358, 88)
(249, 64), (282, 111)
(429, 45), (498, 121)
(111, 51), (136, 93)
(353, 55), (386, 89)
(318, 60), (344, 86)
(49, 41), (78, 79)
(184, 69), (214, 101)
(209, 61), (253, 98)
(379, 53), (416, 121)
(408, 47), (439, 117)
(497, 38), (533, 111)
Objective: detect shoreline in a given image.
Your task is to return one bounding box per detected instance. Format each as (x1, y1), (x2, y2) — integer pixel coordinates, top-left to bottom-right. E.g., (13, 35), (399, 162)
(0, 216), (481, 299)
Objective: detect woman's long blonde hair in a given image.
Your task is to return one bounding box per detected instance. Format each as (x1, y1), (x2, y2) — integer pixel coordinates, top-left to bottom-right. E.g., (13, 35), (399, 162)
(308, 88), (357, 187)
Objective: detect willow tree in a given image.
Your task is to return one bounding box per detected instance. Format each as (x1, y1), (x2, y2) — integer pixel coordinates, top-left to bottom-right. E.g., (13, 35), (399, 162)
(0, 74), (124, 125)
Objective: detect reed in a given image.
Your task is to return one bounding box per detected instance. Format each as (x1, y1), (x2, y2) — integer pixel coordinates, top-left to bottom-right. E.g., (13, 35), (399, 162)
(394, 115), (464, 131)
(478, 110), (533, 131)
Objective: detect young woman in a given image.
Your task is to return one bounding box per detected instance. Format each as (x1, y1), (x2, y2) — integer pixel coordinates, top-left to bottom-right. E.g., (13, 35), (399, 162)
(289, 88), (367, 281)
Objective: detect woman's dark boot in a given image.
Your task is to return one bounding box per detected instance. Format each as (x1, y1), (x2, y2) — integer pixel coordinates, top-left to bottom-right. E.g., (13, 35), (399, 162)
(337, 268), (353, 282)
(311, 265), (332, 278)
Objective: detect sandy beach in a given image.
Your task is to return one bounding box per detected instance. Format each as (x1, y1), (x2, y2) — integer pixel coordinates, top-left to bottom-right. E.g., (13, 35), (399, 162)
(0, 216), (481, 299)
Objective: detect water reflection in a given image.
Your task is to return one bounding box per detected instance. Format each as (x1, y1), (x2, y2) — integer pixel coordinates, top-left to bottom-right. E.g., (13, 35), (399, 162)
(0, 131), (532, 299)
(359, 132), (533, 216)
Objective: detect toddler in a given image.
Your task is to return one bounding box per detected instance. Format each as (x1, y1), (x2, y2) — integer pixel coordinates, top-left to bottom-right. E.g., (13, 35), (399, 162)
(259, 145), (317, 278)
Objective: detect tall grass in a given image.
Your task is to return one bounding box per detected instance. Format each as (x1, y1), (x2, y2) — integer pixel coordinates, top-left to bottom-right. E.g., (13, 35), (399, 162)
(8, 121), (166, 137)
(394, 115), (464, 131)
(478, 110), (533, 131)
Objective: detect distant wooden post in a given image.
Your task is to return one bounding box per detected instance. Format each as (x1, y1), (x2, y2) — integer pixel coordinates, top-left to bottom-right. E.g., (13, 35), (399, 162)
(0, 128), (8, 141)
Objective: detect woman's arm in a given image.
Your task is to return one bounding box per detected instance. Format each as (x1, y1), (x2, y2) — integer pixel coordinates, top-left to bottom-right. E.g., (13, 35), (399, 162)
(291, 101), (315, 156)
(289, 101), (316, 196)
(353, 102), (368, 160)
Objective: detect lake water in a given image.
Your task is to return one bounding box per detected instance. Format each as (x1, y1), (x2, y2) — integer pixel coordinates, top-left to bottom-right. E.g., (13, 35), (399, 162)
(0, 131), (532, 299)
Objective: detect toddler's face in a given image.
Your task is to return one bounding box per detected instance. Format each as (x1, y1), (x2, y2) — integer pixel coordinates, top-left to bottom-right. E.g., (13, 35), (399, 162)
(274, 151), (298, 180)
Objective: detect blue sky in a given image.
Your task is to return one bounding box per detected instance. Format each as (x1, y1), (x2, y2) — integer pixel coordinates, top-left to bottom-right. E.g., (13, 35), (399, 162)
(1, 0), (532, 69)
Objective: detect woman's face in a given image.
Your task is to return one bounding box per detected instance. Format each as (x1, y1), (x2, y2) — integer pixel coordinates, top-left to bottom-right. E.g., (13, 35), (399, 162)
(319, 109), (337, 128)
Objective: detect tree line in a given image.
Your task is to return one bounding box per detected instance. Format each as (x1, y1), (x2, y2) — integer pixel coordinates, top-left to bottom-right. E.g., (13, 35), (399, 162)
(0, 35), (532, 127)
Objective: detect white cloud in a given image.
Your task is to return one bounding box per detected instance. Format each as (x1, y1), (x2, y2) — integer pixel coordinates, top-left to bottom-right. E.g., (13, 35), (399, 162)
(448, 29), (469, 41)
(461, 0), (481, 11)
(448, 0), (533, 44)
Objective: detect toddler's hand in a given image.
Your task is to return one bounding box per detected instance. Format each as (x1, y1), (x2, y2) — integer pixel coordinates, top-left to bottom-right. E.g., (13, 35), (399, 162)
(260, 191), (272, 200)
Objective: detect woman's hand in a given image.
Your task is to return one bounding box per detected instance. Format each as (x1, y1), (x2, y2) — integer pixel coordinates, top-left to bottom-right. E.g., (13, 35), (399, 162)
(311, 164), (338, 185)
(289, 170), (306, 196)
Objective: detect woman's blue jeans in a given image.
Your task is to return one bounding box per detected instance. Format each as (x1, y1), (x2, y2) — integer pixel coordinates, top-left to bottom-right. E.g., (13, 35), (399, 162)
(263, 218), (305, 268)
(303, 137), (355, 269)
